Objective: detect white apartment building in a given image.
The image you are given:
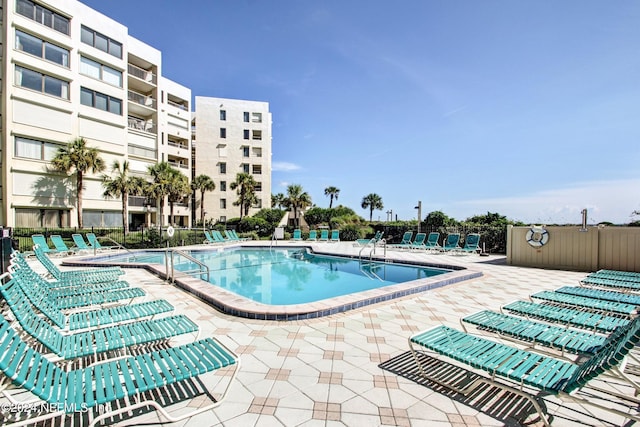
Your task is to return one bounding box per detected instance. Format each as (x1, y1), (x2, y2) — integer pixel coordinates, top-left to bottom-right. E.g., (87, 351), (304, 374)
(194, 96), (272, 223)
(1, 0), (193, 229)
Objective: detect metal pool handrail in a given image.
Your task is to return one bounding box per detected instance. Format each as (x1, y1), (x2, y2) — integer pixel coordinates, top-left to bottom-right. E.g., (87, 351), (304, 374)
(170, 249), (210, 283)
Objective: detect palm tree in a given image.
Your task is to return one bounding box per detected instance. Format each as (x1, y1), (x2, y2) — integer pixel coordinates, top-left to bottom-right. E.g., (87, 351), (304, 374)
(230, 173), (257, 219)
(271, 193), (286, 209)
(324, 186), (340, 208)
(147, 162), (179, 226)
(285, 184), (312, 227)
(101, 160), (146, 235)
(361, 193), (384, 222)
(192, 174), (216, 225)
(50, 137), (105, 228)
(167, 171), (191, 225)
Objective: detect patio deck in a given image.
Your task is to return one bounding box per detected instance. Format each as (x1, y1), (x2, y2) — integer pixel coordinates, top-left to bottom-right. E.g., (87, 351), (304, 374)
(6, 241), (637, 426)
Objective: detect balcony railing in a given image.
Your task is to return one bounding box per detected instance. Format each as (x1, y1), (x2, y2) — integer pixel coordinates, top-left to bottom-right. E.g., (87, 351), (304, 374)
(128, 116), (156, 133)
(128, 90), (156, 109)
(127, 145), (157, 159)
(128, 63), (157, 85)
(168, 161), (189, 170)
(128, 196), (157, 207)
(168, 140), (189, 150)
(167, 99), (188, 111)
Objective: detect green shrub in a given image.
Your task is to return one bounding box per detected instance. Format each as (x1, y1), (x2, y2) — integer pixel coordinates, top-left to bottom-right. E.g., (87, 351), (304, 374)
(339, 224), (361, 241)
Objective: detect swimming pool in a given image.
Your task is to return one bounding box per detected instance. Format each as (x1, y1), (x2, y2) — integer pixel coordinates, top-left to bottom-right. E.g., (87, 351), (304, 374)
(67, 245), (482, 320)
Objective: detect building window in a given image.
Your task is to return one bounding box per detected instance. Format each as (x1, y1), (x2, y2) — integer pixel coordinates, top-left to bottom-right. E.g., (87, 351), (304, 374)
(219, 162), (226, 174)
(241, 163), (249, 173)
(251, 112), (262, 123)
(220, 128), (226, 138)
(220, 199), (227, 209)
(255, 182), (262, 192)
(220, 181), (226, 191)
(15, 30), (69, 67)
(80, 87), (122, 115)
(243, 112), (249, 122)
(15, 136), (60, 161)
(15, 208), (69, 227)
(252, 165), (262, 175)
(252, 130), (262, 140)
(80, 56), (122, 87)
(242, 146), (250, 157)
(15, 66), (69, 99)
(81, 25), (122, 58)
(243, 129), (249, 140)
(16, 0), (70, 35)
(252, 147), (262, 157)
(220, 110), (226, 120)
(220, 215), (227, 222)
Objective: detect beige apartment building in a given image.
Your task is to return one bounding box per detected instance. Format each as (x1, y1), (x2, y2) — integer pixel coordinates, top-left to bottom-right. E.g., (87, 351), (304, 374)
(194, 96), (272, 223)
(1, 0), (193, 229)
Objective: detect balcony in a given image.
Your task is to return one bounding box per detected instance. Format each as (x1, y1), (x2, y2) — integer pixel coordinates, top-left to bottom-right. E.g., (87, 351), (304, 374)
(128, 63), (156, 84)
(168, 139), (189, 150)
(128, 90), (156, 116)
(128, 63), (156, 93)
(128, 116), (156, 133)
(167, 160), (189, 170)
(167, 99), (188, 111)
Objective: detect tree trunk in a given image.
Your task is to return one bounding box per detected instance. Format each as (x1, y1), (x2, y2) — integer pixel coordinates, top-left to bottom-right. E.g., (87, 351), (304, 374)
(122, 193), (129, 235)
(169, 201), (175, 225)
(77, 172), (83, 228)
(200, 191), (205, 224)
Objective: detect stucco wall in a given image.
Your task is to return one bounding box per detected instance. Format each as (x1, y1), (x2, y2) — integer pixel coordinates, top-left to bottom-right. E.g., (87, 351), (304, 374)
(506, 225), (640, 272)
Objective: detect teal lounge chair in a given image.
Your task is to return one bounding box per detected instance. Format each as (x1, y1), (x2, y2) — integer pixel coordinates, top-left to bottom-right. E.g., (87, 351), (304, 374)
(580, 275), (640, 291)
(502, 300), (629, 333)
(292, 229), (302, 241)
(318, 229), (329, 242)
(10, 253), (129, 294)
(440, 233), (461, 252)
(50, 235), (74, 256)
(33, 245), (123, 284)
(7, 263), (170, 331)
(31, 234), (56, 254)
(11, 263), (145, 311)
(307, 230), (317, 241)
(86, 232), (119, 251)
(408, 316), (640, 426)
(330, 230), (340, 242)
(71, 233), (92, 254)
(0, 312), (238, 427)
(462, 310), (608, 357)
(531, 290), (638, 316)
(452, 233), (480, 255)
(212, 230), (228, 242)
(1, 275), (198, 360)
(409, 233), (427, 250)
(424, 232), (441, 250)
(230, 229), (249, 241)
(389, 231), (414, 250)
(556, 285), (640, 306)
(203, 230), (219, 244)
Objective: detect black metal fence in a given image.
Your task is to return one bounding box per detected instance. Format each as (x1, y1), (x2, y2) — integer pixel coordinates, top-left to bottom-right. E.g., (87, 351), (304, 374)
(12, 224), (509, 254)
(12, 226), (212, 253)
(376, 224), (508, 254)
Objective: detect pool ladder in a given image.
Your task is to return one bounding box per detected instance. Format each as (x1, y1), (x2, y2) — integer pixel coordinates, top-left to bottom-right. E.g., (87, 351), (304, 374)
(168, 249), (210, 283)
(358, 239), (387, 280)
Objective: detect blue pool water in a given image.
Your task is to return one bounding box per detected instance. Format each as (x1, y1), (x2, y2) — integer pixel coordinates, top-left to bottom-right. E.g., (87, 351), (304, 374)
(93, 247), (450, 305)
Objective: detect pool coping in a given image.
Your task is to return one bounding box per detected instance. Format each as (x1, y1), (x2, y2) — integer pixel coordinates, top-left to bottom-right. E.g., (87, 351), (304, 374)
(62, 245), (483, 321)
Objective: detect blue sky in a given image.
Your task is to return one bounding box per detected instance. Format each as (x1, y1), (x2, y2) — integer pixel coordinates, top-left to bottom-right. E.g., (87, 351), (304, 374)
(81, 0), (640, 224)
